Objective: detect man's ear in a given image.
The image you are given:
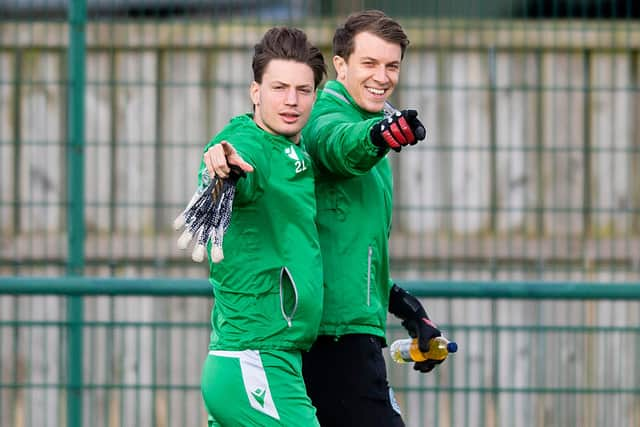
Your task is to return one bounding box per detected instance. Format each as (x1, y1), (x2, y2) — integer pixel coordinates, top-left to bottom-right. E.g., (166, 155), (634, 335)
(333, 55), (346, 82)
(249, 81), (260, 107)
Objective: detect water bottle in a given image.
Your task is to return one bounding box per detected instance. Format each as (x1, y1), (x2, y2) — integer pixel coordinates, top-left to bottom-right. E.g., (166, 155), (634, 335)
(389, 336), (458, 364)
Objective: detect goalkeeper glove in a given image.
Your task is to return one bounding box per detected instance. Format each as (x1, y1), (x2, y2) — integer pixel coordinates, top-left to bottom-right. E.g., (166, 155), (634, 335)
(388, 283), (442, 373)
(174, 166), (245, 263)
(370, 109), (426, 153)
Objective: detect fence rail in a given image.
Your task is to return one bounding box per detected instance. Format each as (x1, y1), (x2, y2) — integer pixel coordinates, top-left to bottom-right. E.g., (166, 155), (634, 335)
(1, 277), (639, 298)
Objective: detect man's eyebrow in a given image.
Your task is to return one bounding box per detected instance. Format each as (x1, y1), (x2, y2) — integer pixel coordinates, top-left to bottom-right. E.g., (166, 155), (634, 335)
(360, 56), (399, 66)
(271, 80), (312, 89)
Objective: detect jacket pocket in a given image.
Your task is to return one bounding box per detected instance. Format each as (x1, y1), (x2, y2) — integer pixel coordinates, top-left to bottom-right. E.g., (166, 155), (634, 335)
(316, 184), (348, 221)
(316, 184), (338, 212)
(279, 267), (299, 327)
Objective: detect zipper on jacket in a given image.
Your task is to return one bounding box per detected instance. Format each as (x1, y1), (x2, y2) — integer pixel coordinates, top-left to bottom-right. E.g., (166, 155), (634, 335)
(279, 267), (299, 327)
(367, 246), (372, 306)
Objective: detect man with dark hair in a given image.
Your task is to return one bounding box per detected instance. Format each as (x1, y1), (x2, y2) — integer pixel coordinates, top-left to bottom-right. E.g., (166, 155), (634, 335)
(191, 26), (327, 427)
(300, 10), (443, 427)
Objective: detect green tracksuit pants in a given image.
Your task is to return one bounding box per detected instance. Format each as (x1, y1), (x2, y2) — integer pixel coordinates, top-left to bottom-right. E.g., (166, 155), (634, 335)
(201, 349), (319, 427)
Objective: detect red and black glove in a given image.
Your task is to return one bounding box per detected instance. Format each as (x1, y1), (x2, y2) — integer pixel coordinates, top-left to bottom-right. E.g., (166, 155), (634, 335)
(388, 283), (442, 373)
(370, 109), (426, 153)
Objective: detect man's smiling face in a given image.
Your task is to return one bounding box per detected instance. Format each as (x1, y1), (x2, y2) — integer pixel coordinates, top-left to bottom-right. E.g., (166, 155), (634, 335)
(333, 31), (402, 113)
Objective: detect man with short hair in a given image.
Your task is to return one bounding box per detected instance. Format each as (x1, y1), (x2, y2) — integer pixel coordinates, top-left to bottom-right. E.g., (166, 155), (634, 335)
(193, 26), (326, 427)
(300, 10), (443, 427)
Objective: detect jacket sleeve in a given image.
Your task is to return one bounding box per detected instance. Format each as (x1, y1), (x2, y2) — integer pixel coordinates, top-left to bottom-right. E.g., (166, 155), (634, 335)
(197, 138), (265, 206)
(305, 111), (388, 178)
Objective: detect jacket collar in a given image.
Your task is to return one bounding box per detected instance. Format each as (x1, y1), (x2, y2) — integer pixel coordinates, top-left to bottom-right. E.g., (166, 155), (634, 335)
(321, 80), (383, 120)
(236, 113), (303, 146)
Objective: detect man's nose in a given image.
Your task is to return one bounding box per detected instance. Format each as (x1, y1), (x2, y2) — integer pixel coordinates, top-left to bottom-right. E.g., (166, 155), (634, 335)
(284, 87), (298, 105)
(372, 65), (389, 83)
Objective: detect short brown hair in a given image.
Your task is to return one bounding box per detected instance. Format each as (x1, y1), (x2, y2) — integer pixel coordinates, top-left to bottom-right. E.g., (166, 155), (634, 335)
(252, 27), (327, 88)
(333, 10), (409, 61)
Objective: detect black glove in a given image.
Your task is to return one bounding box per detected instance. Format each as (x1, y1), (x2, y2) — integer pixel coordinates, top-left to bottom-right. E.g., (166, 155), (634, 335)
(388, 284), (442, 373)
(370, 109), (426, 153)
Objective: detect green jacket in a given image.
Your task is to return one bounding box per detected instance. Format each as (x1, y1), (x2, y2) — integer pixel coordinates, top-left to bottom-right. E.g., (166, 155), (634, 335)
(303, 80), (393, 339)
(199, 114), (323, 351)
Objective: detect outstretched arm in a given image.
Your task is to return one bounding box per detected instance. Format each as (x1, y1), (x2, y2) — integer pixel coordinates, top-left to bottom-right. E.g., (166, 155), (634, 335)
(305, 113), (383, 177)
(305, 108), (426, 178)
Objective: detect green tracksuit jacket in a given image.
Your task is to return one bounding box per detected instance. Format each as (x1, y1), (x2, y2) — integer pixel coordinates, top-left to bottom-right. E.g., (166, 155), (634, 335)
(302, 80), (393, 339)
(199, 114), (323, 352)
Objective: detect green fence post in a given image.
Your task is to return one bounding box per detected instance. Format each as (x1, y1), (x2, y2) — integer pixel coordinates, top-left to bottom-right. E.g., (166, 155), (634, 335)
(67, 1), (87, 427)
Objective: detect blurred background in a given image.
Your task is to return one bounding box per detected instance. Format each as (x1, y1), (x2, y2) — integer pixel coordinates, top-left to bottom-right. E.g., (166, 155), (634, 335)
(0, 0), (639, 426)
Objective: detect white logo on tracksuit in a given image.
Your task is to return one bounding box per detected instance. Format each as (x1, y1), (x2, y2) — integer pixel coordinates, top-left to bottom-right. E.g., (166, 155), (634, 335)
(285, 145), (307, 173)
(209, 350), (280, 420)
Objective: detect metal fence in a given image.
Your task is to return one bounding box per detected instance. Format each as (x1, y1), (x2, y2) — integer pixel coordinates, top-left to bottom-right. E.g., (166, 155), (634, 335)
(1, 1), (639, 426)
(0, 279), (639, 427)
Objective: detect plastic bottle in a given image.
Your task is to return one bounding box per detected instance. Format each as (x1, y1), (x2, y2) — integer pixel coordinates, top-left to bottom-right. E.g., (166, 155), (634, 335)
(389, 336), (458, 364)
